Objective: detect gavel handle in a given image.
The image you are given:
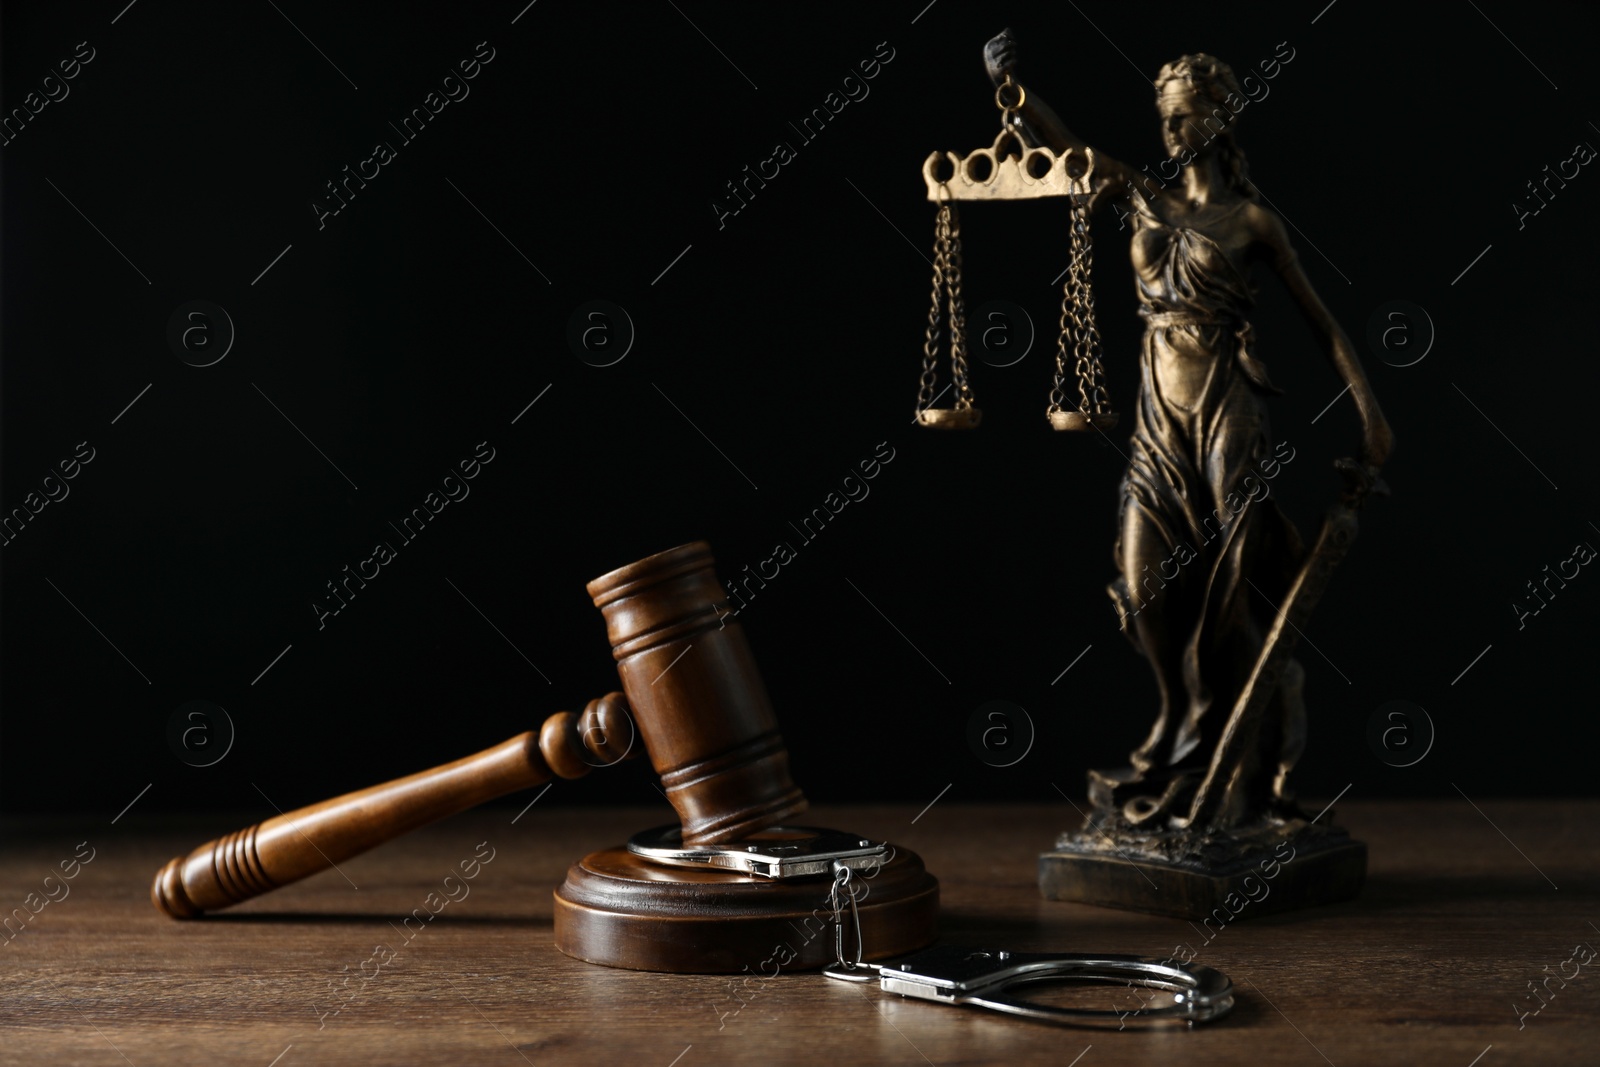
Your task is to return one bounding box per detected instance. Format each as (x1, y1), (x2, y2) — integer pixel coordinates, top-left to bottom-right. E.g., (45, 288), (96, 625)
(152, 694), (635, 918)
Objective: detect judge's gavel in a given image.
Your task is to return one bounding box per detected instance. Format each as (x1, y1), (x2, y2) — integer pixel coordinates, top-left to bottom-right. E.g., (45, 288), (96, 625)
(153, 541), (808, 918)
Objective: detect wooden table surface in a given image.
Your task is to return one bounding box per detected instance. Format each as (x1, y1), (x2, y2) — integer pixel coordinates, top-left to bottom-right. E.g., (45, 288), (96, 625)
(3, 800), (1597, 1066)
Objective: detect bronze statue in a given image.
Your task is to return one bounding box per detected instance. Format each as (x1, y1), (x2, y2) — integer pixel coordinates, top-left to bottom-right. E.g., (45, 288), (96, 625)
(976, 30), (1393, 915)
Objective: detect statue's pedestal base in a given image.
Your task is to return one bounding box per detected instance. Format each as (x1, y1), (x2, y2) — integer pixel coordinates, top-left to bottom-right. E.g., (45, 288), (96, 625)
(1039, 822), (1365, 921)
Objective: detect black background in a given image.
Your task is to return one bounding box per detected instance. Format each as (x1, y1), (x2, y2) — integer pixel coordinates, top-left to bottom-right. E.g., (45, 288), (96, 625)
(3, 0), (1597, 818)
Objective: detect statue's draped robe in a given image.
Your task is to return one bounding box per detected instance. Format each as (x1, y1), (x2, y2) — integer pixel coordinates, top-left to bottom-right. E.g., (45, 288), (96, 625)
(1110, 197), (1307, 813)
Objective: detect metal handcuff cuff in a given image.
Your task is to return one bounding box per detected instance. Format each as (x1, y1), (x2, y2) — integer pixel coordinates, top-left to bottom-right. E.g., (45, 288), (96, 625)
(627, 826), (1236, 1028)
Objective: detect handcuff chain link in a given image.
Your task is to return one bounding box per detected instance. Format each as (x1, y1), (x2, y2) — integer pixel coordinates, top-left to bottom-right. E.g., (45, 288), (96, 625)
(829, 861), (866, 972)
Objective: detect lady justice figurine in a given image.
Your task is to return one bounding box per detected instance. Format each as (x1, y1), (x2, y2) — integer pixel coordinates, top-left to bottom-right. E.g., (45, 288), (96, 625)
(977, 30), (1395, 916)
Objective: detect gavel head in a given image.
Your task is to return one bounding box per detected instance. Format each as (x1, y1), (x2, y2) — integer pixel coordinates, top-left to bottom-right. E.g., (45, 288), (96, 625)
(588, 541), (807, 845)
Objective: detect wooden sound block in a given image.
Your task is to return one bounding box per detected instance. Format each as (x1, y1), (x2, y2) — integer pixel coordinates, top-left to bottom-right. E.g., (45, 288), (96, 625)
(554, 844), (938, 973)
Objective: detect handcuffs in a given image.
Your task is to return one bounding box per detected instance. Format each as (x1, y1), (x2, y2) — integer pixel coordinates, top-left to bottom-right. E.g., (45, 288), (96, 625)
(627, 826), (1235, 1028)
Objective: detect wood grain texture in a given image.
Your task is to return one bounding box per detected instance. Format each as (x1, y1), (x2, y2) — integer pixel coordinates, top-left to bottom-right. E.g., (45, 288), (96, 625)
(3, 801), (1598, 1066)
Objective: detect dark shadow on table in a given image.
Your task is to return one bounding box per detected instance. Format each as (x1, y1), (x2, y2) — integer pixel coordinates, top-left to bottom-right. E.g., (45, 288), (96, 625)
(1356, 873), (1596, 911)
(935, 910), (1043, 937)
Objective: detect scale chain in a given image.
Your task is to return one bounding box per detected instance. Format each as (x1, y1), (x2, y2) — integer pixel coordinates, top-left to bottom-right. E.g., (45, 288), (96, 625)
(945, 207), (973, 410)
(918, 203), (952, 413)
(1050, 195), (1111, 418)
(916, 201), (976, 419)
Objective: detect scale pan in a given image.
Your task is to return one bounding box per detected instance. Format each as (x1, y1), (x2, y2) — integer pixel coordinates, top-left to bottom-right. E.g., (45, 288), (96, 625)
(1048, 410), (1118, 432)
(916, 407), (982, 430)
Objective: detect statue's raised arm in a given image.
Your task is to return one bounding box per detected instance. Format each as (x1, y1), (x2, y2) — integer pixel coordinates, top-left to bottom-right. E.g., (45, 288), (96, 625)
(982, 28), (1136, 205)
